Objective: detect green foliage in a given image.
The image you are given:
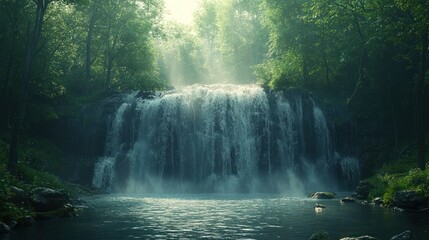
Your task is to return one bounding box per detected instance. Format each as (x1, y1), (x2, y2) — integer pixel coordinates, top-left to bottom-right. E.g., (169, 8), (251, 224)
(192, 0), (268, 84)
(17, 164), (72, 194)
(18, 137), (64, 173)
(0, 163), (28, 221)
(368, 168), (429, 204)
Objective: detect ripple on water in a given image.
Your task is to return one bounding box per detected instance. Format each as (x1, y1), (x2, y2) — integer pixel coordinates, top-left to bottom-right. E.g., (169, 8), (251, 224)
(5, 194), (429, 240)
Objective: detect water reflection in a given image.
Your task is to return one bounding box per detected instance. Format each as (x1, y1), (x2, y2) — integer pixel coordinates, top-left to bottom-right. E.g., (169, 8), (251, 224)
(2, 194), (429, 240)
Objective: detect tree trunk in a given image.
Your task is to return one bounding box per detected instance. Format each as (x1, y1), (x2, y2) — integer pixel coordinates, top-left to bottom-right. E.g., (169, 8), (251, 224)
(347, 15), (366, 106)
(415, 27), (428, 170)
(7, 0), (49, 175)
(346, 47), (366, 106)
(302, 56), (309, 85)
(0, 59), (13, 132)
(85, 2), (97, 94)
(105, 56), (113, 92)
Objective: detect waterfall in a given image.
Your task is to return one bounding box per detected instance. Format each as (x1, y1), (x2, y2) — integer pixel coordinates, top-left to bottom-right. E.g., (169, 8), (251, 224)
(87, 84), (359, 193)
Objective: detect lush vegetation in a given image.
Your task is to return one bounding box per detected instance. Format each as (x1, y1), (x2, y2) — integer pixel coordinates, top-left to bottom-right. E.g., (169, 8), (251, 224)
(368, 153), (429, 204)
(160, 0), (428, 181)
(0, 138), (86, 222)
(0, 0), (427, 218)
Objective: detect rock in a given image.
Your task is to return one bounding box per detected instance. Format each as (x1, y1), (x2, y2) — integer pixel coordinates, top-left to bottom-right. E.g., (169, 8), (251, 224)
(0, 222), (11, 234)
(8, 220), (18, 229)
(355, 181), (373, 200)
(390, 230), (414, 240)
(315, 203), (326, 209)
(35, 203), (76, 220)
(340, 236), (379, 240)
(309, 192), (335, 199)
(372, 197), (383, 205)
(10, 186), (26, 205)
(309, 231), (330, 240)
(30, 187), (70, 212)
(340, 197), (355, 203)
(18, 216), (35, 227)
(392, 190), (426, 210)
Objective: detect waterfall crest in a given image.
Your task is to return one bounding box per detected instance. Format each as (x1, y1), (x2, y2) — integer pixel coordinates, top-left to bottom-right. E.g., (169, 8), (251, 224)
(88, 84), (359, 193)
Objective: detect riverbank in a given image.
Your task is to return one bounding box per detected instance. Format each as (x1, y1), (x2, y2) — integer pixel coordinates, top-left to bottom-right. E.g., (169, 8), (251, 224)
(354, 148), (429, 211)
(0, 159), (93, 233)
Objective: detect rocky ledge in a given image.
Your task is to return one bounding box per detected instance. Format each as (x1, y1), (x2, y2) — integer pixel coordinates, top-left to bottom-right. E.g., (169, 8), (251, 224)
(1, 186), (80, 235)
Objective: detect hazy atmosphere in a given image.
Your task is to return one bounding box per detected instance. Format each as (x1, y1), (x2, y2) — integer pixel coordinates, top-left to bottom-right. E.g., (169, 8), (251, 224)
(0, 0), (428, 239)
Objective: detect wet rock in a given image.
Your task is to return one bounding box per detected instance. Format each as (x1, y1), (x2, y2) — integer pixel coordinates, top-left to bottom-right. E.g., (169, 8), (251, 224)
(372, 197), (383, 205)
(309, 231), (330, 240)
(7, 220), (18, 229)
(18, 216), (35, 227)
(392, 191), (426, 210)
(35, 203), (76, 220)
(340, 236), (379, 240)
(30, 187), (70, 212)
(10, 186), (26, 205)
(309, 192), (335, 199)
(355, 181), (373, 200)
(340, 197), (355, 203)
(0, 222), (11, 234)
(390, 230), (414, 240)
(315, 203), (326, 209)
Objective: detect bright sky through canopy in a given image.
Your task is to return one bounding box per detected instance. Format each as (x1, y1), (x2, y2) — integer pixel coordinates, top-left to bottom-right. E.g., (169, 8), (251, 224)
(164, 0), (200, 25)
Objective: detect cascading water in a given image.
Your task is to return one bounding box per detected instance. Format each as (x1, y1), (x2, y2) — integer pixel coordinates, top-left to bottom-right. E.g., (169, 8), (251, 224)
(87, 84), (359, 193)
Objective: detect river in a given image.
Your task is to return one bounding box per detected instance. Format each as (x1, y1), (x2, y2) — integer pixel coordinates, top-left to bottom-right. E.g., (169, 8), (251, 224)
(2, 194), (428, 239)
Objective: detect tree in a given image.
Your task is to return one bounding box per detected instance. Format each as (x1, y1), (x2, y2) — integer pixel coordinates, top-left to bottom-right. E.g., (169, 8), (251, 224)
(395, 0), (429, 170)
(7, 0), (83, 175)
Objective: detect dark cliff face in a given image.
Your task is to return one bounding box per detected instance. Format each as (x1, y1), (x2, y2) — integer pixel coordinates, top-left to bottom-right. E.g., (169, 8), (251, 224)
(55, 85), (359, 192)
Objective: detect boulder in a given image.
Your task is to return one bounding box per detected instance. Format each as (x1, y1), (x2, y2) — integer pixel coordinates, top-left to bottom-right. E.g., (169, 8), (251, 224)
(355, 181), (373, 200)
(309, 192), (335, 199)
(340, 197), (356, 203)
(340, 236), (379, 240)
(10, 186), (26, 205)
(315, 203), (326, 209)
(390, 230), (414, 240)
(7, 220), (18, 229)
(392, 191), (426, 210)
(372, 197), (383, 205)
(30, 187), (70, 212)
(0, 222), (10, 234)
(17, 216), (35, 227)
(35, 203), (76, 220)
(309, 231), (330, 240)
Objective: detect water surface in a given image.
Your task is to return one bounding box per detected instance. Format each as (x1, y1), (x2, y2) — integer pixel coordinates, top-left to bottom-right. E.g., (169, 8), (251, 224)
(2, 194), (428, 239)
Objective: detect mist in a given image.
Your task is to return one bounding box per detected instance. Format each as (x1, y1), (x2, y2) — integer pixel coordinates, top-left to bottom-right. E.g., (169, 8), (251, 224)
(156, 0), (268, 87)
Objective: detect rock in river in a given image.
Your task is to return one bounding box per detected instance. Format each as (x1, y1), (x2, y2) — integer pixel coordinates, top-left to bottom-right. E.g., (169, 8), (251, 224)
(340, 196), (355, 203)
(390, 230), (414, 240)
(392, 190), (426, 210)
(30, 187), (70, 212)
(309, 192), (335, 199)
(340, 236), (379, 240)
(0, 222), (10, 234)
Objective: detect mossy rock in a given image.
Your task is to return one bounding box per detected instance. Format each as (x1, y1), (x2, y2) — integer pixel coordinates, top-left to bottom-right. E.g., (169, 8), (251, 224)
(34, 204), (76, 220)
(309, 192), (336, 199)
(310, 231), (330, 240)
